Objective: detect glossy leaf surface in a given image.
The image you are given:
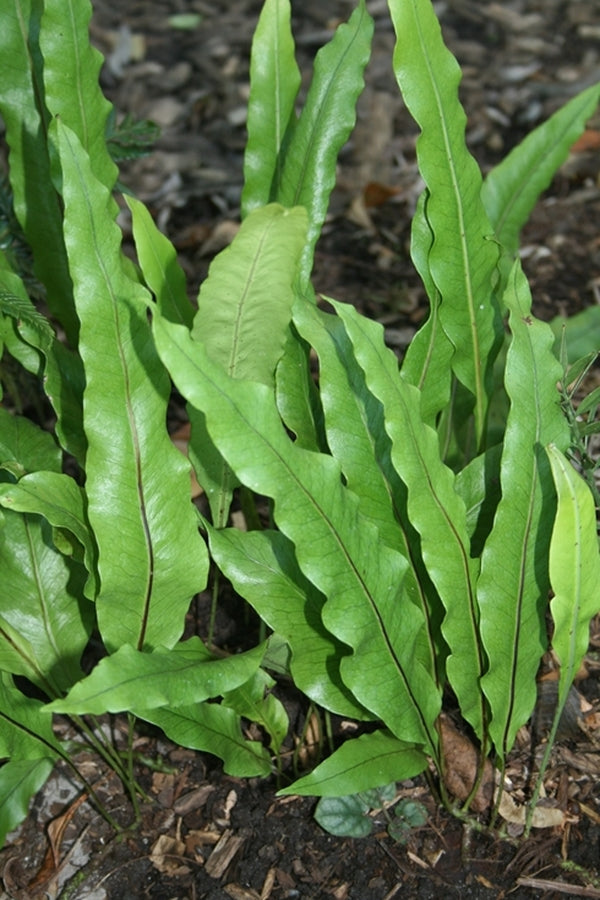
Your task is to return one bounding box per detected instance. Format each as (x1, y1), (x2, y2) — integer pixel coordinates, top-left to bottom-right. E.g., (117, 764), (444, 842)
(127, 195), (194, 328)
(292, 299), (441, 684)
(0, 508), (90, 696)
(153, 314), (438, 751)
(0, 674), (60, 847)
(477, 261), (570, 755)
(192, 204), (307, 384)
(41, 0), (117, 194)
(281, 729), (427, 797)
(482, 83), (600, 256)
(206, 524), (371, 719)
(400, 192), (454, 425)
(190, 202), (306, 524)
(0, 271), (85, 462)
(53, 119), (207, 651)
(48, 639), (265, 715)
(0, 0), (76, 342)
(242, 0), (300, 215)
(277, 1), (373, 288)
(547, 445), (600, 705)
(135, 703), (272, 777)
(0, 407), (61, 476)
(0, 471), (97, 600)
(223, 669), (288, 754)
(331, 298), (483, 737)
(0, 757), (55, 849)
(388, 0), (499, 443)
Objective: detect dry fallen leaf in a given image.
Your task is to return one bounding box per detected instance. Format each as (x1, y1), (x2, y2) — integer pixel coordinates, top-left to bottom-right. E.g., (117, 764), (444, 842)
(497, 791), (566, 829)
(439, 715), (495, 812)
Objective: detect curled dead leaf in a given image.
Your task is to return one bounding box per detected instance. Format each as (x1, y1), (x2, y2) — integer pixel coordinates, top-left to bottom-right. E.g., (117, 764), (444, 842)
(439, 715), (495, 812)
(497, 790), (566, 829)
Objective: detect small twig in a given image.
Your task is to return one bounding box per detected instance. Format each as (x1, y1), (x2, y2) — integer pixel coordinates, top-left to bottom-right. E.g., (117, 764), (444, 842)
(516, 877), (600, 898)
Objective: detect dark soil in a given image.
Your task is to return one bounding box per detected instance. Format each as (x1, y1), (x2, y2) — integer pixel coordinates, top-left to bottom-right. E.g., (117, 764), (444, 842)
(2, 1), (600, 898)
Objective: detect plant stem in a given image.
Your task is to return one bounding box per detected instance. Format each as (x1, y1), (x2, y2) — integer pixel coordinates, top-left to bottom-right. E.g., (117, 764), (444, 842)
(524, 687), (569, 837)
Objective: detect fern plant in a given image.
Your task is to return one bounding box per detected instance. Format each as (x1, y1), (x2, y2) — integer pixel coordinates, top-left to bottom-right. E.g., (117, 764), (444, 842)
(149, 0), (600, 826)
(0, 0), (598, 848)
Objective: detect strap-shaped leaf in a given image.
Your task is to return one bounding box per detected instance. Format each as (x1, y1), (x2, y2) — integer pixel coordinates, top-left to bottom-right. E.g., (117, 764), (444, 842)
(241, 0), (300, 216)
(400, 191), (454, 425)
(133, 702), (272, 778)
(0, 0), (76, 342)
(52, 118), (208, 651)
(0, 757), (55, 850)
(126, 195), (194, 328)
(192, 204), (308, 384)
(0, 672), (61, 759)
(47, 639), (265, 715)
(152, 314), (439, 752)
(206, 525), (372, 720)
(547, 445), (600, 707)
(294, 301), (407, 549)
(0, 613), (49, 693)
(482, 82), (600, 256)
(275, 325), (325, 451)
(388, 0), (499, 443)
(454, 444), (503, 557)
(41, 0), (117, 196)
(293, 298), (442, 683)
(0, 407), (61, 475)
(222, 669), (288, 754)
(280, 729), (427, 797)
(331, 298), (485, 737)
(277, 1), (373, 289)
(0, 472), (97, 600)
(0, 509), (91, 695)
(0, 673), (59, 848)
(477, 261), (570, 756)
(0, 272), (85, 462)
(190, 203), (307, 524)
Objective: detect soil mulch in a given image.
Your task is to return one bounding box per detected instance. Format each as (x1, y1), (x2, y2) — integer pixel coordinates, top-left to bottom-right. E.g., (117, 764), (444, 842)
(2, 1), (600, 898)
